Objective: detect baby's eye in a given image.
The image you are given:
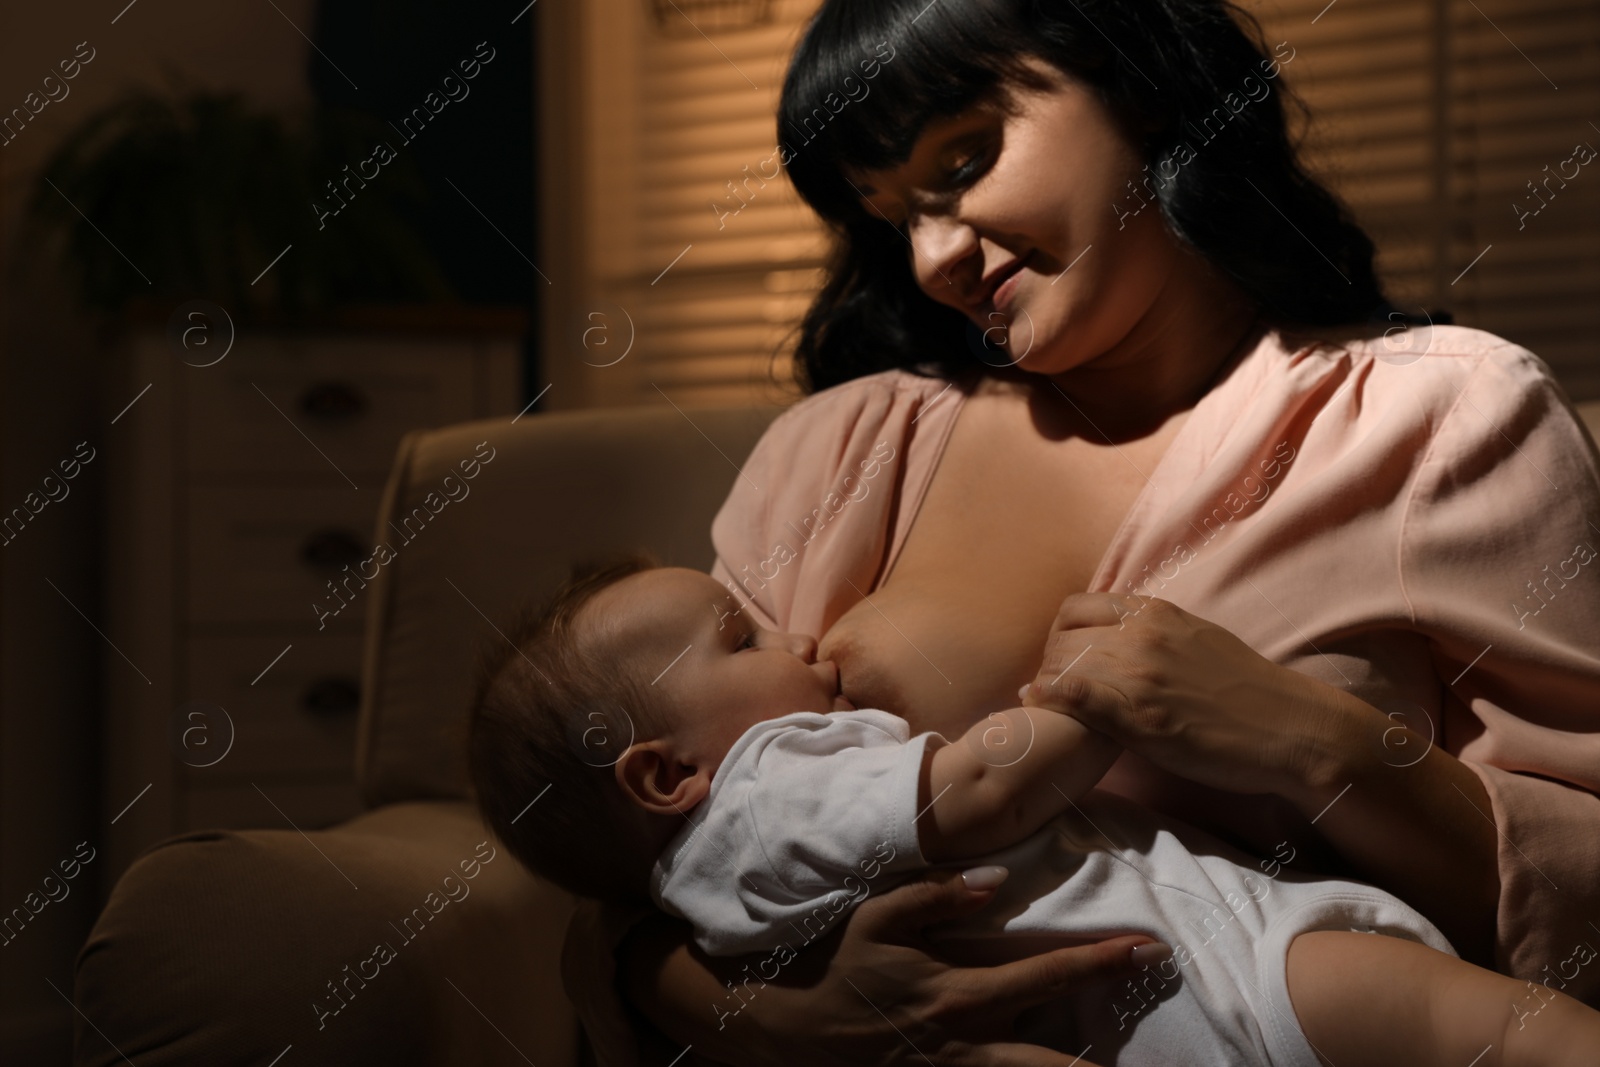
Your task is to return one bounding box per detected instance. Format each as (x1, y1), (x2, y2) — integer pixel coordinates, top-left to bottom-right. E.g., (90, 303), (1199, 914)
(737, 631), (757, 651)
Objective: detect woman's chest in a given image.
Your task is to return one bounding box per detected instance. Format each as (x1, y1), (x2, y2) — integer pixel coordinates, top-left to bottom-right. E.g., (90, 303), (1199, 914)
(816, 388), (1183, 733)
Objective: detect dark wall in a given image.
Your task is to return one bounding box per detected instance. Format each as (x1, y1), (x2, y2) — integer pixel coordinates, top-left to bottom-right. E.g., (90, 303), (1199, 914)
(308, 0), (539, 307)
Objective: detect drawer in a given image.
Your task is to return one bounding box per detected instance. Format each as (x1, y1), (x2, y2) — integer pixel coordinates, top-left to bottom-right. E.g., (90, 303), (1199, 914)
(181, 338), (481, 479)
(182, 633), (363, 777)
(187, 486), (383, 626)
(181, 780), (363, 834)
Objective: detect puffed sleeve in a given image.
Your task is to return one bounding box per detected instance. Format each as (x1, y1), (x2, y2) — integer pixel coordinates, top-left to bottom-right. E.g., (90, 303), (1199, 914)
(1398, 341), (1600, 1003)
(709, 370), (956, 639)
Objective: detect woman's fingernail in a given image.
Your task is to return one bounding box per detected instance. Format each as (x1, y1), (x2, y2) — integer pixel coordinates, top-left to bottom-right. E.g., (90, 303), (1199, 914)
(961, 865), (1009, 891)
(1017, 684), (1030, 701)
(1130, 942), (1174, 967)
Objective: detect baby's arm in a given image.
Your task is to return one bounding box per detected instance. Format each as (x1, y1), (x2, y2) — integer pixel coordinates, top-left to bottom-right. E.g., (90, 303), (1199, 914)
(1287, 929), (1600, 1067)
(917, 705), (1121, 862)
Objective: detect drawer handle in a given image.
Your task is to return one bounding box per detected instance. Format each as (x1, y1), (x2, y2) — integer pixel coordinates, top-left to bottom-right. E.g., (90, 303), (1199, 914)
(300, 381), (368, 421)
(302, 676), (361, 717)
(300, 529), (367, 570)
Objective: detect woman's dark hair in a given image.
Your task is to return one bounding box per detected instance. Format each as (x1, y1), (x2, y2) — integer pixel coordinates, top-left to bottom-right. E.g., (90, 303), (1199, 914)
(777, 0), (1394, 392)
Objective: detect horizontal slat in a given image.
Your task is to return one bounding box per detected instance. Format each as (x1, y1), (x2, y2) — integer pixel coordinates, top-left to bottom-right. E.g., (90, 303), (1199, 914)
(640, 231), (828, 271)
(642, 178), (805, 220)
(644, 11), (812, 73)
(642, 141), (794, 185)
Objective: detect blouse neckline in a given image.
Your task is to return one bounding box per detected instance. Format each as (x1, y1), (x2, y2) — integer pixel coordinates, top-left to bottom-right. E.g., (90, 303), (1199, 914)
(875, 324), (1284, 595)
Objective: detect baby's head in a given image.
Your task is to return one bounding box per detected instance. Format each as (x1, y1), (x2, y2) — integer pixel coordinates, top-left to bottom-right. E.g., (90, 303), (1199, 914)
(468, 554), (847, 902)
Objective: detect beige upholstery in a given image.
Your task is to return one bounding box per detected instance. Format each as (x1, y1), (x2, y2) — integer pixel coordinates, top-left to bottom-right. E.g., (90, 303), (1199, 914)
(72, 403), (786, 1066)
(73, 803), (578, 1067)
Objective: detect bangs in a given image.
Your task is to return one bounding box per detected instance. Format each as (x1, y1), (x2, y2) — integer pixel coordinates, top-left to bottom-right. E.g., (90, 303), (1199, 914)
(777, 0), (1053, 229)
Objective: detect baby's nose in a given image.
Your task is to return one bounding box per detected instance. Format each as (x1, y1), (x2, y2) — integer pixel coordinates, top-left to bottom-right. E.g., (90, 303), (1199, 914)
(787, 632), (818, 662)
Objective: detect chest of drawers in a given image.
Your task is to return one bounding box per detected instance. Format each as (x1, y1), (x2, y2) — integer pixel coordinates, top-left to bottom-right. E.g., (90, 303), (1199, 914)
(102, 319), (522, 883)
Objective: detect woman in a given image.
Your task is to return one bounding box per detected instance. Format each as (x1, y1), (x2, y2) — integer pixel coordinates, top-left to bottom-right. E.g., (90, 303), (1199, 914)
(563, 1), (1600, 1063)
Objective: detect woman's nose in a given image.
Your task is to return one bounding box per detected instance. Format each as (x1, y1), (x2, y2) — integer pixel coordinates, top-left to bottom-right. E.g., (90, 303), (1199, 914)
(909, 212), (978, 304)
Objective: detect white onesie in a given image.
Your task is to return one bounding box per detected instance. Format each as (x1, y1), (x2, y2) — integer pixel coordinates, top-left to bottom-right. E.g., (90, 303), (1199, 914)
(650, 709), (1457, 1067)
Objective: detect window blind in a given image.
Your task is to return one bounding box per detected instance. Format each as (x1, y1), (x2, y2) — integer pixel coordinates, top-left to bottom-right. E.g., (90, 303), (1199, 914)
(543, 0), (1600, 409)
(542, 0), (827, 409)
(1249, 0), (1600, 398)
(1250, 0), (1442, 311)
(628, 2), (832, 406)
(1445, 0), (1600, 399)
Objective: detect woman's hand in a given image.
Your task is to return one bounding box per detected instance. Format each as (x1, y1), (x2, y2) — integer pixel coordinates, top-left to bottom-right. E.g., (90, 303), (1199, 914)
(1017, 592), (1502, 965)
(624, 866), (1170, 1067)
(1018, 593), (1379, 805)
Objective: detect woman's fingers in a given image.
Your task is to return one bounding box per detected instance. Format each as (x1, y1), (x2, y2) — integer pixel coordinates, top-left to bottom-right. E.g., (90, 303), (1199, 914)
(1035, 589), (1360, 798)
(1047, 591), (1151, 633)
(967, 935), (1169, 1011)
(1019, 668), (1133, 741)
(768, 869), (1172, 1067)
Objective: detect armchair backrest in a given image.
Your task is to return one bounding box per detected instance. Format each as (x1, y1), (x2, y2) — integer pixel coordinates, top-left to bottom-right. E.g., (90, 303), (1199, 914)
(355, 404), (787, 809)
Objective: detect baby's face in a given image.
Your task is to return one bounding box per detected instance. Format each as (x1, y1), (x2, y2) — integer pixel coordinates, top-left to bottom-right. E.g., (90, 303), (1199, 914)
(587, 567), (851, 766)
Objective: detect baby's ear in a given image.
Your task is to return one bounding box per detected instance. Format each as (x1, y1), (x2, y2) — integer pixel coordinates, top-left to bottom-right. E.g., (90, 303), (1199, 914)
(615, 740), (712, 815)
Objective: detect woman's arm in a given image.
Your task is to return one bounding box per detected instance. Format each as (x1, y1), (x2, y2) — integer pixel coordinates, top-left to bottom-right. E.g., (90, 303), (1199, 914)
(1282, 688), (1500, 966)
(1020, 593), (1499, 965)
(617, 867), (1169, 1067)
(919, 706), (1122, 862)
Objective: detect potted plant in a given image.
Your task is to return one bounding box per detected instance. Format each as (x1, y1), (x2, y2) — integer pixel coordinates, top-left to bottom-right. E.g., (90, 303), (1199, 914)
(24, 83), (453, 324)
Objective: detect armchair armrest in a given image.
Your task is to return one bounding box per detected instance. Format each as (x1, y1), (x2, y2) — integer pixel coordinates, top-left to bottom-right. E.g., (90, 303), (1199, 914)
(73, 802), (579, 1067)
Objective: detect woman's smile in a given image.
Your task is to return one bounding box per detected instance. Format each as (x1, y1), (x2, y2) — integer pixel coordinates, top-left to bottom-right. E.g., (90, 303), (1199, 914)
(989, 250), (1034, 313)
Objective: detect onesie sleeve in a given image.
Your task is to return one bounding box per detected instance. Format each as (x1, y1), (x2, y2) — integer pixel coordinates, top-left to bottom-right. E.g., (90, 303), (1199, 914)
(1397, 341), (1600, 1002)
(652, 710), (932, 957)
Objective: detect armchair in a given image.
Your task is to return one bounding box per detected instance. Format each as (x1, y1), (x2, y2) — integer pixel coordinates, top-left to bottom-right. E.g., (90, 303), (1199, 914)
(71, 401), (786, 1066)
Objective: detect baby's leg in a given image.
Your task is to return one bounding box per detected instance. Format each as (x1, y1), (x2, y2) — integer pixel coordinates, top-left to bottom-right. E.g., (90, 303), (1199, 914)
(1286, 929), (1600, 1067)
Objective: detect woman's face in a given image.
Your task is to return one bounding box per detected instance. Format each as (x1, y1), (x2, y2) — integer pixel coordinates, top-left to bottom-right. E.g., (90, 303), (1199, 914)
(848, 56), (1180, 377)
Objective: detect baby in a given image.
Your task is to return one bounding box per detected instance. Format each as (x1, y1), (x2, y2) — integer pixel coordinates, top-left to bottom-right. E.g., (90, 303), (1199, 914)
(468, 557), (1600, 1067)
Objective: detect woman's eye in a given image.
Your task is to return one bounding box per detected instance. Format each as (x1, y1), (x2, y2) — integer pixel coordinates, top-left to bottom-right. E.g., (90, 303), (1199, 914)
(942, 143), (993, 188)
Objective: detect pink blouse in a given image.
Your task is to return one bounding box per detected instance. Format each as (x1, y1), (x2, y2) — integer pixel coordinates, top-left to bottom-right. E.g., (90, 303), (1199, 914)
(565, 325), (1600, 1064)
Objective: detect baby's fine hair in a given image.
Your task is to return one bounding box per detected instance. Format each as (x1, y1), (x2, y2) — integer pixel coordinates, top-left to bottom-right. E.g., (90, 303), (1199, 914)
(466, 550), (667, 903)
